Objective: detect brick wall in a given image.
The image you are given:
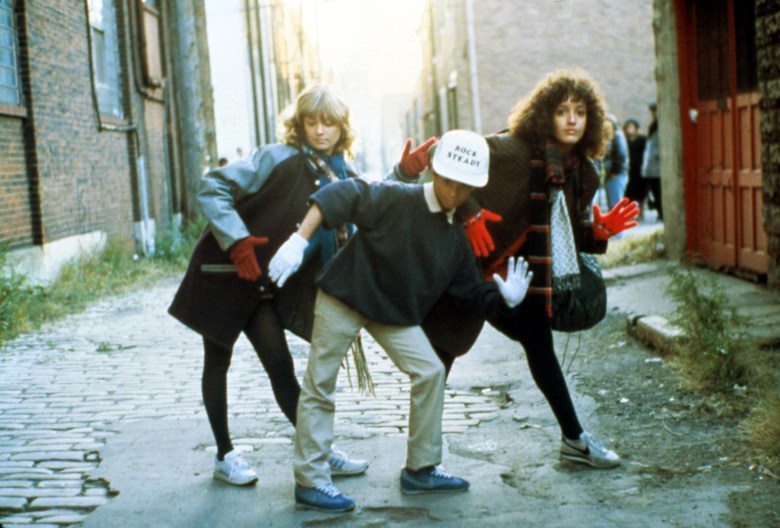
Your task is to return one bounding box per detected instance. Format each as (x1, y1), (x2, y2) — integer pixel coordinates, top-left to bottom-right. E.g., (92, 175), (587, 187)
(24, 1), (134, 245)
(426, 0), (656, 136)
(142, 102), (173, 228)
(756, 0), (780, 289)
(0, 116), (34, 246)
(2, 1), (179, 261)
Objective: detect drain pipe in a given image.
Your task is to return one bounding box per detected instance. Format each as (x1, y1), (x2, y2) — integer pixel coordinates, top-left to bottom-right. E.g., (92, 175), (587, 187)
(464, 0), (481, 134)
(135, 150), (155, 256)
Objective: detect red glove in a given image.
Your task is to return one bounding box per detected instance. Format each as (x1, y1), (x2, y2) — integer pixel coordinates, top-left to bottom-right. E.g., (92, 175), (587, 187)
(399, 136), (438, 175)
(592, 198), (640, 241)
(463, 209), (503, 257)
(228, 236), (270, 281)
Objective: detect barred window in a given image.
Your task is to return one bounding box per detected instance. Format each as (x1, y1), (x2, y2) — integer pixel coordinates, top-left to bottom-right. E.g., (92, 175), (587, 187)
(0, 0), (20, 106)
(88, 0), (123, 118)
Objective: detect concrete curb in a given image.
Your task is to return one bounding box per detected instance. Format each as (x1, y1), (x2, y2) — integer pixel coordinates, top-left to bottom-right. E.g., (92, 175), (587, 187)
(626, 313), (687, 355)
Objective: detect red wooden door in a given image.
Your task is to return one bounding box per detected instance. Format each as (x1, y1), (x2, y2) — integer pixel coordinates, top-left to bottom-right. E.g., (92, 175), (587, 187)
(735, 91), (766, 272)
(696, 98), (735, 268)
(687, 0), (767, 274)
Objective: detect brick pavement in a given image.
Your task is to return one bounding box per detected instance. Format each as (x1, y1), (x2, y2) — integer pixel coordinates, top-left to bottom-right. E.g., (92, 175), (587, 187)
(0, 278), (498, 527)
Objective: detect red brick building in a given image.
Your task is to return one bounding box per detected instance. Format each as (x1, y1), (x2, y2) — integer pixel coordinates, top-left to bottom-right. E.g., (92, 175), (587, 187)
(0, 0), (211, 282)
(405, 0), (655, 139)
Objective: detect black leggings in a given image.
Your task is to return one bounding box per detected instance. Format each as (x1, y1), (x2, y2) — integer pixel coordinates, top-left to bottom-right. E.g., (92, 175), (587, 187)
(201, 301), (300, 458)
(437, 302), (583, 440)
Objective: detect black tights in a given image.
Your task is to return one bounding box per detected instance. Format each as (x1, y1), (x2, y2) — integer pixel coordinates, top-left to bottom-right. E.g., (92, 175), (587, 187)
(437, 303), (583, 440)
(201, 301), (300, 459)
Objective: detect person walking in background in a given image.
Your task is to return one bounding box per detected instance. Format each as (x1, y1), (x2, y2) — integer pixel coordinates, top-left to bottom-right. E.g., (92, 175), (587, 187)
(623, 118), (648, 216)
(267, 130), (533, 513)
(602, 114), (629, 209)
(405, 70), (638, 470)
(641, 102), (662, 221)
(168, 84), (369, 486)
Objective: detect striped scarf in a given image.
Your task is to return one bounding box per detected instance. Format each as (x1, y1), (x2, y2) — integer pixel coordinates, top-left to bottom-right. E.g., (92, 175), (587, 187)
(525, 142), (581, 317)
(301, 143), (352, 263)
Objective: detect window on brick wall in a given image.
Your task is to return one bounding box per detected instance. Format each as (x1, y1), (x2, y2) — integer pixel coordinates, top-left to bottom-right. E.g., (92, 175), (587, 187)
(88, 0), (123, 119)
(136, 0), (163, 87)
(0, 0), (21, 106)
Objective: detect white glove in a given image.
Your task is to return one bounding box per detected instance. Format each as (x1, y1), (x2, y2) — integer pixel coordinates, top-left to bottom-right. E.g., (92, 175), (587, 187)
(493, 257), (533, 308)
(268, 233), (309, 287)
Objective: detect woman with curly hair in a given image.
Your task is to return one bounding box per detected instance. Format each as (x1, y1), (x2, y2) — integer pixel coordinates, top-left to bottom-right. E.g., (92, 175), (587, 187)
(169, 83), (372, 486)
(415, 69), (638, 468)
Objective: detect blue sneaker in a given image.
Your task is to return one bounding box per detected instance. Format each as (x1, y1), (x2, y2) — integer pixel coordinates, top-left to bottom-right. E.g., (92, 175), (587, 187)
(295, 483), (356, 513)
(400, 465), (469, 495)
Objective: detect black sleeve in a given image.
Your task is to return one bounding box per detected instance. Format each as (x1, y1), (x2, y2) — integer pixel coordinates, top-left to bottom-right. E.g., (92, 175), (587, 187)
(310, 178), (405, 231)
(445, 236), (513, 318)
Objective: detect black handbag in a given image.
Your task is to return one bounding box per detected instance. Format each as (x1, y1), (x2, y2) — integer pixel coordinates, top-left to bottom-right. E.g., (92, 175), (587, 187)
(550, 252), (607, 332)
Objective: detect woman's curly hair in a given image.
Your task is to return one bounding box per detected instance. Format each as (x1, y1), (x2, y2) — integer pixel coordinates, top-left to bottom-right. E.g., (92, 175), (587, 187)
(507, 69), (610, 158)
(279, 83), (356, 157)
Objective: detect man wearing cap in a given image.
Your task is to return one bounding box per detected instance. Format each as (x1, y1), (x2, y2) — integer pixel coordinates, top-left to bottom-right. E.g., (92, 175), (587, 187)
(267, 129), (533, 513)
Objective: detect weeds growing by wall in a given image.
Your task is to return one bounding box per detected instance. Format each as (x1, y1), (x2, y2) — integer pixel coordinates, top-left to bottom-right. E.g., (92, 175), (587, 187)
(666, 266), (780, 474)
(666, 267), (751, 394)
(0, 218), (204, 346)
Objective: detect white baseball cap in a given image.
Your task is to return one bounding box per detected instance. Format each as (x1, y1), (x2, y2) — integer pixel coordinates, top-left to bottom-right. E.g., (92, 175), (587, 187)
(430, 129), (490, 188)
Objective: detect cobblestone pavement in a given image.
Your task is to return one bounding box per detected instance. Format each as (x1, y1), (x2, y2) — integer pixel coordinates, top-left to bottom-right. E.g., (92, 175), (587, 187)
(0, 278), (498, 527)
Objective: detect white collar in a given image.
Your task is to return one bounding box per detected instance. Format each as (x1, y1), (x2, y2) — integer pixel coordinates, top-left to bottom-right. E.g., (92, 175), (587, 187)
(423, 182), (455, 224)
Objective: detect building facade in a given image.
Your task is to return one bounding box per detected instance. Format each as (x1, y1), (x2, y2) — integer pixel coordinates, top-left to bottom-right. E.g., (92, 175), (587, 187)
(406, 0), (656, 139)
(405, 0), (780, 289)
(756, 0), (780, 288)
(0, 0), (216, 282)
(654, 0), (779, 288)
(205, 0), (320, 164)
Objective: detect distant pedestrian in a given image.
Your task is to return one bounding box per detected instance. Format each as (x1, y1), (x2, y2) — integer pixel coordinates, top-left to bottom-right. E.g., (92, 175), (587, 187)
(623, 118), (648, 213)
(641, 102), (662, 221)
(602, 114), (629, 209)
(168, 84), (368, 487)
(268, 130), (533, 513)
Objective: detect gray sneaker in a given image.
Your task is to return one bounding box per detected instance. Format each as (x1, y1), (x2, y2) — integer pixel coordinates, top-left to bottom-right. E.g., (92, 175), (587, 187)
(560, 432), (620, 468)
(328, 445), (369, 476)
(213, 450), (258, 485)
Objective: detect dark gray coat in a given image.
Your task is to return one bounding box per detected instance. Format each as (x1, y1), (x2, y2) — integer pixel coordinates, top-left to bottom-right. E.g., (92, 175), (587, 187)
(168, 145), (357, 348)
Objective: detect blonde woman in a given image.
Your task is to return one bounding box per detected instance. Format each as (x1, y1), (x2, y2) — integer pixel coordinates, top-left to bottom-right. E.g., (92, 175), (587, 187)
(169, 84), (368, 486)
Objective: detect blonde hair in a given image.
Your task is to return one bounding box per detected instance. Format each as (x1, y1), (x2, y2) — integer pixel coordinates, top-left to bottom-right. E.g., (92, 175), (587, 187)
(279, 83), (356, 157)
(507, 69), (610, 158)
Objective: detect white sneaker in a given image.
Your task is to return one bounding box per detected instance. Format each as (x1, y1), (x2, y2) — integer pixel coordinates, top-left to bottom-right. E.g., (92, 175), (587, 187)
(560, 432), (620, 468)
(214, 450), (259, 485)
(328, 445), (369, 476)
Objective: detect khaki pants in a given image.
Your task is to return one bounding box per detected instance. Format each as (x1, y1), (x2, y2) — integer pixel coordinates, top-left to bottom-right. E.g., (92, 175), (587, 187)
(294, 290), (446, 488)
